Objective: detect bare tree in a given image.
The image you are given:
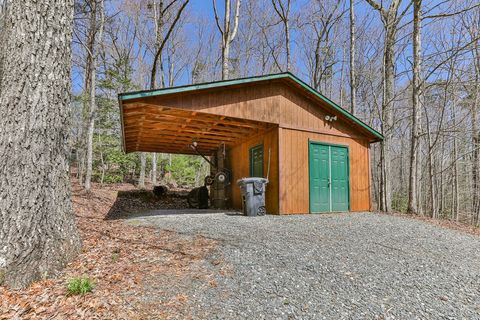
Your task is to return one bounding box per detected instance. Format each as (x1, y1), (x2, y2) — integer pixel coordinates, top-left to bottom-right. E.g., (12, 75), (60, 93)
(213, 0), (241, 80)
(407, 0), (422, 214)
(271, 0), (291, 72)
(137, 0), (189, 189)
(0, 0), (81, 288)
(74, 0), (105, 192)
(149, 0), (190, 90)
(464, 11), (480, 224)
(365, 0), (411, 212)
(300, 0), (344, 93)
(349, 0), (356, 115)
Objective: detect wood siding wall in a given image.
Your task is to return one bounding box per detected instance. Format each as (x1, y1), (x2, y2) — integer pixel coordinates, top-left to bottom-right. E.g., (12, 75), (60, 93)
(228, 128), (279, 214)
(141, 82), (368, 141)
(279, 128), (371, 214)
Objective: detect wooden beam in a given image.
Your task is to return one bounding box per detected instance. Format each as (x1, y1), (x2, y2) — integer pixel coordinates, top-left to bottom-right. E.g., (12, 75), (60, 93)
(124, 121), (256, 136)
(124, 123), (254, 137)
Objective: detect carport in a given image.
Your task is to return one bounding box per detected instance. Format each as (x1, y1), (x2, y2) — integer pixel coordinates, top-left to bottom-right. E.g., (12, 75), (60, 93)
(119, 97), (277, 210)
(120, 102), (275, 155)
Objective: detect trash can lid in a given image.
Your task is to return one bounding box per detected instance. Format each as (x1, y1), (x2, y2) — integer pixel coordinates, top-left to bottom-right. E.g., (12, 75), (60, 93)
(236, 177), (269, 185)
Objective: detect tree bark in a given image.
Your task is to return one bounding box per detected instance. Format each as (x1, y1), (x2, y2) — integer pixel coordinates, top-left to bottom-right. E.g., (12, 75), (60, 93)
(139, 152), (147, 189)
(380, 24), (396, 212)
(349, 0), (356, 115)
(365, 0), (405, 212)
(213, 0), (241, 80)
(152, 153), (157, 185)
(84, 0), (105, 192)
(472, 58), (479, 224)
(452, 100), (459, 220)
(408, 0), (422, 214)
(0, 0), (81, 288)
(427, 130), (437, 218)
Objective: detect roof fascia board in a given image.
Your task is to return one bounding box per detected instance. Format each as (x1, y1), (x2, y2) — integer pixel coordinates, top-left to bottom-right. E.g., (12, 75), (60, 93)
(118, 73), (287, 101)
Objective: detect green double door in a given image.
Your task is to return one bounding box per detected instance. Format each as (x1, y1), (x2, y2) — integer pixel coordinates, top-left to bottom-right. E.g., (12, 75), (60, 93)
(309, 142), (350, 213)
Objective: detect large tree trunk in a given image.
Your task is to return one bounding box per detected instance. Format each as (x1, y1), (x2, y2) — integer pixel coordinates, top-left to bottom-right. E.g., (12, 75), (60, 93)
(380, 25), (396, 212)
(472, 66), (479, 224)
(408, 0), (422, 214)
(0, 0), (81, 288)
(84, 52), (96, 191)
(471, 36), (480, 224)
(365, 0), (403, 213)
(83, 0), (96, 192)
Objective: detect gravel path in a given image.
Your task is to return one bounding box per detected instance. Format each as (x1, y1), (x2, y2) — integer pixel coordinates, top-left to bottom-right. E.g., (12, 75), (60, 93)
(128, 212), (480, 319)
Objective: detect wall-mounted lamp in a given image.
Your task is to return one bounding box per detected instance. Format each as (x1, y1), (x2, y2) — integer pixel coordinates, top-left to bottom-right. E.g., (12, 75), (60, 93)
(325, 115), (337, 122)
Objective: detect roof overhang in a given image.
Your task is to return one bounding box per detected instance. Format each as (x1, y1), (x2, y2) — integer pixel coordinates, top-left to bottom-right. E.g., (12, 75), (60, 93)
(119, 72), (384, 143)
(119, 100), (276, 155)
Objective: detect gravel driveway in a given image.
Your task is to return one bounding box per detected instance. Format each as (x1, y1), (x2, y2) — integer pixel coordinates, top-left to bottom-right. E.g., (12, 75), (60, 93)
(128, 212), (480, 319)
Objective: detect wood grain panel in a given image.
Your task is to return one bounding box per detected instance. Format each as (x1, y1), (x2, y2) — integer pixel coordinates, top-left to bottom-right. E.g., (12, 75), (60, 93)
(278, 129), (371, 214)
(228, 128), (279, 214)
(134, 81), (368, 141)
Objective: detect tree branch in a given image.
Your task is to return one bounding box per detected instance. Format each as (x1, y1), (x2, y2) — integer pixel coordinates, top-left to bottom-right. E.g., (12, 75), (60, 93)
(364, 0), (386, 15)
(229, 0), (241, 43)
(150, 0), (189, 89)
(212, 0), (224, 35)
(424, 3), (480, 20)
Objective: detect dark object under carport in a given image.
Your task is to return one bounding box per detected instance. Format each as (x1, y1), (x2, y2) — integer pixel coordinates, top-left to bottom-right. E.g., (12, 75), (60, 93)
(237, 178), (268, 216)
(187, 186), (209, 209)
(153, 185), (168, 198)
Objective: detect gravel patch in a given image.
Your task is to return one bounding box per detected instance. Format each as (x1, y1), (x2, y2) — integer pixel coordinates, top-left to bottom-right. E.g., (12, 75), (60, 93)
(128, 212), (480, 319)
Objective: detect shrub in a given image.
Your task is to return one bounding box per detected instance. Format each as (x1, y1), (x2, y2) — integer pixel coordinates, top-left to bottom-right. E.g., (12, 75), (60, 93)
(66, 276), (94, 296)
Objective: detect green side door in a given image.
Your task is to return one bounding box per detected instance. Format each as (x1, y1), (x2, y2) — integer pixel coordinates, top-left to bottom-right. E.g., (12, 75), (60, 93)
(309, 143), (330, 213)
(330, 146), (349, 212)
(309, 142), (349, 213)
(249, 144), (264, 177)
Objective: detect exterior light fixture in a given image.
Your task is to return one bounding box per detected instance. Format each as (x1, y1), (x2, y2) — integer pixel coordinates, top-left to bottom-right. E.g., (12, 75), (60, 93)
(325, 115), (337, 122)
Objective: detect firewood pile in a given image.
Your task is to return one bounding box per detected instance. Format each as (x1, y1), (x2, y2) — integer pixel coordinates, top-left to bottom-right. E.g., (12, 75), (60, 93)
(105, 186), (195, 220)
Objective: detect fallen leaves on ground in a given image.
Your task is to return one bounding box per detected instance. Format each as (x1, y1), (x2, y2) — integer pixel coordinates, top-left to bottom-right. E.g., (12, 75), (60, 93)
(379, 211), (480, 237)
(0, 181), (217, 319)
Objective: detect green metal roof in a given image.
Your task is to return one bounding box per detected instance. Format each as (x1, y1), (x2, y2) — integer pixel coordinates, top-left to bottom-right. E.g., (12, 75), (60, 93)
(119, 72), (383, 141)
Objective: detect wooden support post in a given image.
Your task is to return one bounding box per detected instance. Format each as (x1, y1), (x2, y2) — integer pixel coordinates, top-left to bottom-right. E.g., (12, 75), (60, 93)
(211, 146), (228, 209)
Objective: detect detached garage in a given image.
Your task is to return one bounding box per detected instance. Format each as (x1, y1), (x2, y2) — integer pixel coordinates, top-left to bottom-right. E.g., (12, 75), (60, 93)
(118, 72), (383, 214)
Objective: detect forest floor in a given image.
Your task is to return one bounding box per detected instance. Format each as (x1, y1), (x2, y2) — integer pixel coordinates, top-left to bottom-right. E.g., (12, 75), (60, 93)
(0, 181), (218, 319)
(379, 210), (480, 237)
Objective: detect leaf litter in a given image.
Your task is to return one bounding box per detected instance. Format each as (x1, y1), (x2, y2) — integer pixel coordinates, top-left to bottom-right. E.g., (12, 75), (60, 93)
(0, 181), (218, 319)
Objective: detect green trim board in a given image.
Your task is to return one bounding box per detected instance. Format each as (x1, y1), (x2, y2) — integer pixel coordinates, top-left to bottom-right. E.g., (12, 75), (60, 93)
(249, 144), (264, 177)
(309, 140), (350, 213)
(118, 72), (383, 142)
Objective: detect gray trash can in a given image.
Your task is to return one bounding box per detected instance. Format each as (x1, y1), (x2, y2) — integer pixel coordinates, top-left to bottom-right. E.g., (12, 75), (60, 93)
(237, 177), (268, 216)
